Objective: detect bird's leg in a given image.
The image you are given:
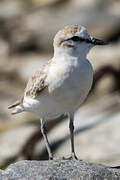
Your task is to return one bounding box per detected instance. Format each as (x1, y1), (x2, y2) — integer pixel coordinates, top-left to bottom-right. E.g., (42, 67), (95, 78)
(40, 118), (53, 160)
(69, 112), (78, 160)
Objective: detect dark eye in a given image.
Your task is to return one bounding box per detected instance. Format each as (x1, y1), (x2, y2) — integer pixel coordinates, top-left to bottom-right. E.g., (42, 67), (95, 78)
(70, 36), (84, 42)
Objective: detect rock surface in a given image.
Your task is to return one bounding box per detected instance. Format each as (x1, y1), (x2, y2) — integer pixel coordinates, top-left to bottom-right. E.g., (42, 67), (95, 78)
(1, 159), (120, 180)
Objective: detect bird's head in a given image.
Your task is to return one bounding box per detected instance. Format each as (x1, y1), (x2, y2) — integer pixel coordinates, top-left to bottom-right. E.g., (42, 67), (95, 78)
(53, 25), (107, 57)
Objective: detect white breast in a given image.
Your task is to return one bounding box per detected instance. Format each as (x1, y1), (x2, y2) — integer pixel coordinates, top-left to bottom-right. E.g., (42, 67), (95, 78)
(48, 57), (93, 112)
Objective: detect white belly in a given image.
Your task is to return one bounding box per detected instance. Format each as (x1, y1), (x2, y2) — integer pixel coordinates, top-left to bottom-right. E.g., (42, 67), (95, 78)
(23, 59), (93, 117)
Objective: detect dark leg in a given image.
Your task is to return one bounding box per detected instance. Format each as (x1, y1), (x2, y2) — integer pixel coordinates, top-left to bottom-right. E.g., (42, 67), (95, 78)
(40, 118), (53, 160)
(69, 112), (78, 159)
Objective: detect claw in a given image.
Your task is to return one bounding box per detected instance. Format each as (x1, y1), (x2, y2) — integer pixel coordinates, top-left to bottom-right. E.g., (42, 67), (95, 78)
(63, 153), (78, 160)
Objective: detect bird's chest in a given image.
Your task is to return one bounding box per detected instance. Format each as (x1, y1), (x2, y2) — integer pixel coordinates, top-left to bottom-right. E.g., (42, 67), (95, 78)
(47, 60), (78, 92)
(47, 59), (93, 107)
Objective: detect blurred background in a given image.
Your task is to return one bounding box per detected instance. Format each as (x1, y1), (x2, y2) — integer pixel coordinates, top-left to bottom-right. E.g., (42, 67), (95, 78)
(0, 0), (120, 169)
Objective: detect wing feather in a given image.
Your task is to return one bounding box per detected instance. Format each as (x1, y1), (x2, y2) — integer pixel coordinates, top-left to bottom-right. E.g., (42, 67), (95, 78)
(25, 60), (52, 98)
(8, 59), (52, 111)
(25, 70), (47, 98)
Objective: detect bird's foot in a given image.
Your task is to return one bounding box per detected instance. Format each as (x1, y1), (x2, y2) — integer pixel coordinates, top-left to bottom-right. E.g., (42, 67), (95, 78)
(49, 156), (53, 160)
(63, 153), (78, 160)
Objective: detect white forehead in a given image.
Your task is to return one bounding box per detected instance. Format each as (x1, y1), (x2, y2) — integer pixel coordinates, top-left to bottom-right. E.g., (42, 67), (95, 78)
(75, 27), (92, 40)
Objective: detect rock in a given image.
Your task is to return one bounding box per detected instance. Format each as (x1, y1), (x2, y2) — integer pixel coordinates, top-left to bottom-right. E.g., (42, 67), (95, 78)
(0, 125), (37, 167)
(0, 39), (9, 59)
(0, 159), (120, 179)
(0, 0), (24, 19)
(24, 0), (67, 8)
(88, 43), (120, 70)
(17, 54), (50, 81)
(0, 170), (3, 180)
(2, 6), (120, 53)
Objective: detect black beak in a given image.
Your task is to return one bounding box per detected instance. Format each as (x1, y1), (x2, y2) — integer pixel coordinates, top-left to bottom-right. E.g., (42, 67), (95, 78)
(91, 38), (108, 45)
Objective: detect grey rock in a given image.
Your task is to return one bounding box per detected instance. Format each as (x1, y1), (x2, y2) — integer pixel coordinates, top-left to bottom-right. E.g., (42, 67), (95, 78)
(0, 0), (24, 18)
(1, 159), (120, 180)
(3, 7), (120, 53)
(0, 125), (37, 167)
(0, 170), (3, 180)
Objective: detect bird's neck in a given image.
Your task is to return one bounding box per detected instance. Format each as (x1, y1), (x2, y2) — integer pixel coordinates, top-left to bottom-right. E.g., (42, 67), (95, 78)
(53, 47), (88, 60)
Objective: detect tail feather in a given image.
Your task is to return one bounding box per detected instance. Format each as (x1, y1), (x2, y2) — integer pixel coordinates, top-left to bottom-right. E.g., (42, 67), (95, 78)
(8, 100), (21, 109)
(8, 97), (24, 115)
(11, 105), (24, 115)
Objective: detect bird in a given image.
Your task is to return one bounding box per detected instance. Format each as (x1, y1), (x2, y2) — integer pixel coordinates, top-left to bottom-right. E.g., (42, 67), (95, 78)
(8, 25), (107, 160)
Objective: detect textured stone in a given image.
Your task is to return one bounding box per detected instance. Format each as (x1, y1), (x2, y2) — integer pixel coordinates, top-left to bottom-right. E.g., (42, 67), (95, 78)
(0, 159), (120, 180)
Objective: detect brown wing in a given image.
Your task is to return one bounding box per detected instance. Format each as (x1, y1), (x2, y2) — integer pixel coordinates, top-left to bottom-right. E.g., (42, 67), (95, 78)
(8, 60), (52, 110)
(8, 68), (47, 109)
(24, 59), (53, 98)
(25, 69), (47, 98)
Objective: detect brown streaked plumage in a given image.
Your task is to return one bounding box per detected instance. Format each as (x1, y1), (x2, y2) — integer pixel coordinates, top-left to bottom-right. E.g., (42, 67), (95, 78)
(25, 69), (47, 98)
(25, 59), (53, 98)
(54, 25), (82, 47)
